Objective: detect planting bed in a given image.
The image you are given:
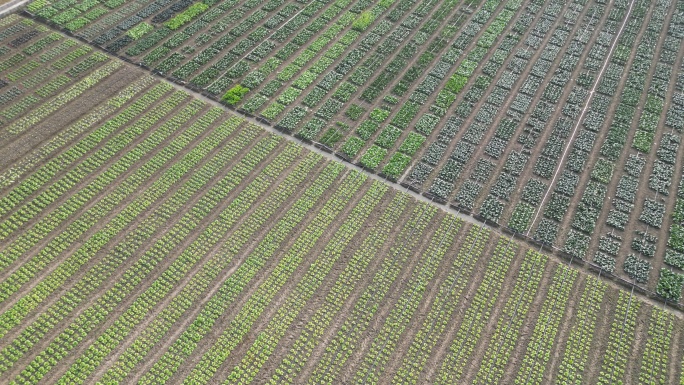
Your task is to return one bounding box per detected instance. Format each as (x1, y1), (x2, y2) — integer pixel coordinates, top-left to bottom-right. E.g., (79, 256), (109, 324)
(1, 0), (684, 383)
(23, 0), (684, 292)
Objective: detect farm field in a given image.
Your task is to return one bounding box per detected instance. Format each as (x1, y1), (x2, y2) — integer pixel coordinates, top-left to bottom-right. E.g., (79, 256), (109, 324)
(22, 0), (684, 295)
(0, 0), (683, 383)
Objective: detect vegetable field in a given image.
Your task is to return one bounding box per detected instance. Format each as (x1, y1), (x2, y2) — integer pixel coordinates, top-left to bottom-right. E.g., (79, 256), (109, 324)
(22, 0), (684, 293)
(0, 0), (684, 382)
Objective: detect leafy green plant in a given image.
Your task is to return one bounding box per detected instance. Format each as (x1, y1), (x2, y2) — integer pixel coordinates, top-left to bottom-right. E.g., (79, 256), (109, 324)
(656, 269), (684, 301)
(341, 137), (364, 157)
(222, 85), (249, 105)
(398, 132), (425, 155)
(360, 145), (387, 170)
(382, 153), (410, 180)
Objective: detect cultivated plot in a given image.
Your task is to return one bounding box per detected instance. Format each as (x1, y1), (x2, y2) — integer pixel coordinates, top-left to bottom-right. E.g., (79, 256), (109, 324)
(23, 0), (684, 293)
(1, 2), (684, 384)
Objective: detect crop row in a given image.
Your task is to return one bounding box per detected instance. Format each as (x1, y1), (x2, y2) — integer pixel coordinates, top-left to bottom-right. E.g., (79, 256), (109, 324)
(0, 90), (187, 276)
(536, 0), (640, 253)
(0, 82), (174, 239)
(55, 139), (304, 385)
(0, 115), (257, 379)
(555, 276), (607, 384)
(596, 290), (640, 385)
(637, 307), (674, 385)
(249, 9), (360, 119)
(181, 169), (367, 385)
(0, 75), (156, 190)
(143, 0), (311, 79)
(529, 0), (655, 260)
(514, 264), (577, 385)
(300, 0), (460, 152)
(434, 236), (517, 384)
(96, 150), (324, 384)
(375, 0), (519, 179)
(203, 0), (353, 92)
(0, 106), (241, 372)
(307, 202), (437, 384)
(392, 224), (489, 385)
(6, 59), (122, 135)
(139, 159), (344, 385)
(333, 0), (465, 162)
(225, 180), (388, 384)
(0, 48), (110, 122)
(472, 249), (547, 384)
(412, 0), (553, 204)
(269, 191), (410, 385)
(7, 125), (282, 385)
(352, 215), (464, 384)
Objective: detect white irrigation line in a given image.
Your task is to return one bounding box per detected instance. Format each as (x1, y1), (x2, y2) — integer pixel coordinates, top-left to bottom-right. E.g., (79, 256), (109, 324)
(0, 0), (30, 17)
(203, 0), (314, 91)
(526, 0), (637, 237)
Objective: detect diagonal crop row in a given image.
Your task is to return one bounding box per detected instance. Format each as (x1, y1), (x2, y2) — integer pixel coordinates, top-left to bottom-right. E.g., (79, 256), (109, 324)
(96, 150), (325, 385)
(596, 289), (640, 385)
(181, 168), (367, 385)
(0, 83), (177, 241)
(224, 179), (389, 384)
(554, 276), (607, 385)
(433, 236), (519, 384)
(472, 249), (547, 384)
(268, 191), (410, 385)
(5, 59), (122, 136)
(8, 129), (285, 385)
(54, 139), (303, 385)
(138, 160), (345, 385)
(307, 201), (438, 385)
(0, 91), (191, 303)
(638, 307), (674, 385)
(0, 74), (157, 192)
(391, 224), (490, 385)
(345, 213), (463, 384)
(0, 113), (252, 377)
(514, 264), (578, 385)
